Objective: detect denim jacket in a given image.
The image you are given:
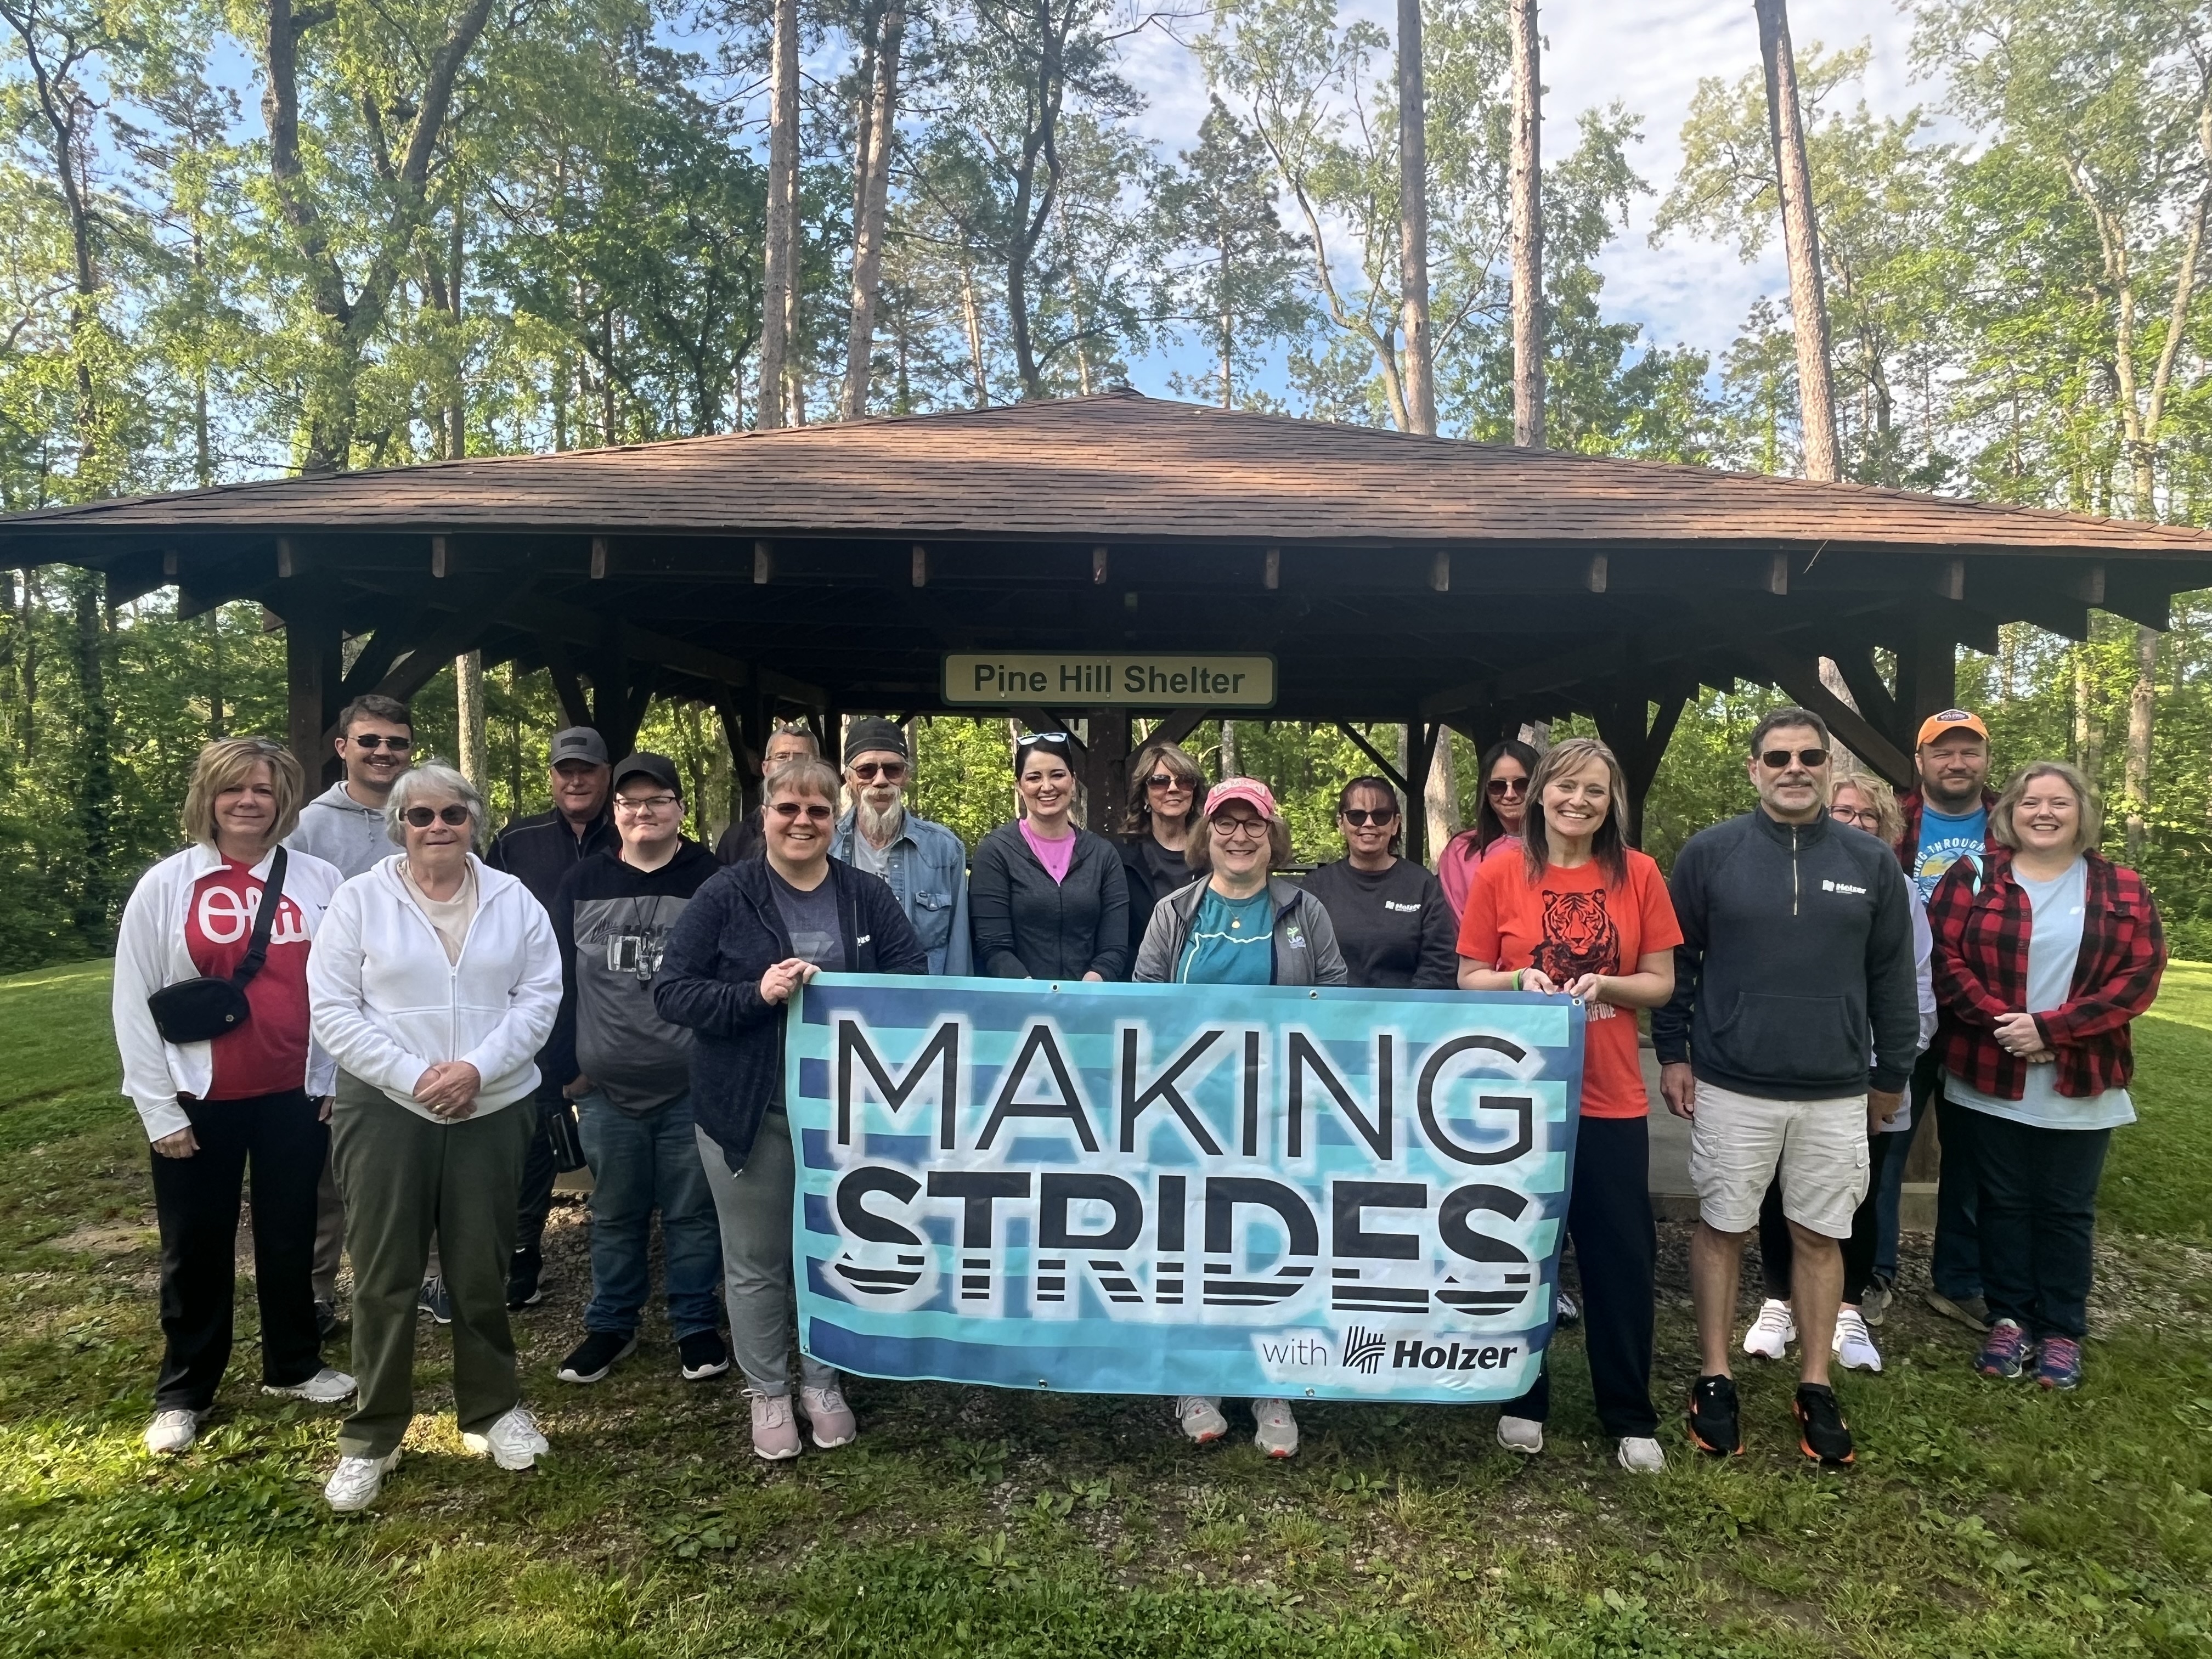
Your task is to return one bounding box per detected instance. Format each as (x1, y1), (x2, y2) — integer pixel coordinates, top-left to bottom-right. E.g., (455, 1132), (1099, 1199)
(830, 809), (974, 976)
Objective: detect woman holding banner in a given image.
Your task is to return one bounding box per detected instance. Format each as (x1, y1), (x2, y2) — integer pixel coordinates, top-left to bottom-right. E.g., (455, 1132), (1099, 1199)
(1135, 777), (1348, 1458)
(970, 732), (1132, 982)
(1456, 737), (1680, 1474)
(1300, 775), (1458, 990)
(654, 757), (927, 1462)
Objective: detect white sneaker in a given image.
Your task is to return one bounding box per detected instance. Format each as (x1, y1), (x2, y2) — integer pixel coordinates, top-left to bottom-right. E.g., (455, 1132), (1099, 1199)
(1252, 1398), (1299, 1459)
(461, 1404), (549, 1470)
(324, 1448), (400, 1511)
(262, 1367), (357, 1404)
(1742, 1298), (1797, 1360)
(1616, 1436), (1666, 1473)
(1175, 1395), (1228, 1444)
(144, 1408), (204, 1455)
(1833, 1306), (1884, 1373)
(1497, 1414), (1544, 1455)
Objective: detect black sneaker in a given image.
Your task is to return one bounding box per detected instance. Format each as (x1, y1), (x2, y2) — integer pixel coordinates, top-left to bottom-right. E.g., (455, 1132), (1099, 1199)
(314, 1299), (342, 1343)
(557, 1331), (638, 1384)
(1793, 1383), (1855, 1467)
(418, 1277), (452, 1325)
(1688, 1374), (1743, 1457)
(677, 1329), (732, 1381)
(507, 1246), (545, 1310)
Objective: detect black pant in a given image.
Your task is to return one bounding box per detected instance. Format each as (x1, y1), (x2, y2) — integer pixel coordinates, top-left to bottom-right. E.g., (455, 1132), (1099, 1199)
(510, 1094), (561, 1288)
(1924, 1056), (1984, 1300)
(1504, 1115), (1658, 1438)
(149, 1088), (326, 1410)
(1975, 1113), (2111, 1341)
(1758, 1126), (1899, 1305)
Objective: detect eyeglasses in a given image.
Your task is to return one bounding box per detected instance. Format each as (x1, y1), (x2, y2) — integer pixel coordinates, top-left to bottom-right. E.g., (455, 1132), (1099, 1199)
(351, 733), (412, 751)
(1831, 805), (1881, 829)
(1145, 773), (1188, 792)
(1485, 776), (1528, 798)
(402, 804), (472, 828)
(614, 794), (679, 814)
(1211, 816), (1268, 842)
(769, 802), (834, 822)
(1340, 806), (1397, 827)
(1759, 747), (1832, 770)
(849, 761), (908, 783)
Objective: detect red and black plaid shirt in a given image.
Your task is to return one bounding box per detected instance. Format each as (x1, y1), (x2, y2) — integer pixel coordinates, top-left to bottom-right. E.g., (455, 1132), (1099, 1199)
(1926, 849), (2164, 1100)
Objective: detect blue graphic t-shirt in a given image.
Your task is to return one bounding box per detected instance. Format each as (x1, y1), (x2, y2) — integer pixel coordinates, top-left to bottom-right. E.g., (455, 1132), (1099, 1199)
(1913, 802), (1988, 900)
(1175, 888), (1274, 985)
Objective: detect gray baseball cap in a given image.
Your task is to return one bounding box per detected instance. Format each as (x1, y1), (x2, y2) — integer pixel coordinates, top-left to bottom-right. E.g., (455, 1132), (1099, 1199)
(549, 727), (610, 766)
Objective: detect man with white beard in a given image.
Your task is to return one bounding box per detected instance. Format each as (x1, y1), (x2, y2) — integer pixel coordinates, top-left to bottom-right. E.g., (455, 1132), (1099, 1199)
(829, 718), (974, 976)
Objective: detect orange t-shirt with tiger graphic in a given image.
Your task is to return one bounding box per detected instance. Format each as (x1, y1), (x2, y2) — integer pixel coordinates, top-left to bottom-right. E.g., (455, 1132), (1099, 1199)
(1455, 848), (1682, 1119)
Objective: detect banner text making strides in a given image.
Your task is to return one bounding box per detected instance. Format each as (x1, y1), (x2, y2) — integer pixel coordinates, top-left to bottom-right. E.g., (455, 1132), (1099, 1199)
(785, 976), (1585, 1404)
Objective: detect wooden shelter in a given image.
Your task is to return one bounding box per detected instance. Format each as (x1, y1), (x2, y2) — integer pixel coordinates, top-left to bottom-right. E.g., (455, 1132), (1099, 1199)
(7, 390), (2209, 856)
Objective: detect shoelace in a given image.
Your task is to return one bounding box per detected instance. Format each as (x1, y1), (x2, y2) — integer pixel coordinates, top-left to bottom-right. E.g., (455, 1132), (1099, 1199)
(2040, 1337), (2080, 1368)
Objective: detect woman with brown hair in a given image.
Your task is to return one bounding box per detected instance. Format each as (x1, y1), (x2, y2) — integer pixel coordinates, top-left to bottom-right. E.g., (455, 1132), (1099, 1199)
(1455, 737), (1681, 1473)
(113, 737), (355, 1458)
(1299, 775), (1458, 989)
(1438, 737), (1541, 921)
(1118, 739), (1207, 959)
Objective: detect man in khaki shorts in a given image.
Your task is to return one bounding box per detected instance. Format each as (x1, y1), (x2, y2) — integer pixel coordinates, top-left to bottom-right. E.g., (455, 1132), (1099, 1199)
(1654, 708), (1917, 1467)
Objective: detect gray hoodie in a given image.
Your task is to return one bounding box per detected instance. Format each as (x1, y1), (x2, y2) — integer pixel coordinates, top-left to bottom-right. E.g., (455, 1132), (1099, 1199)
(287, 781), (394, 879)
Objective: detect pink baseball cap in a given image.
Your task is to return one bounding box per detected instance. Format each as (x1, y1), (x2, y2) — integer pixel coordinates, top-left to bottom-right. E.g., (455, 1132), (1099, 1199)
(1205, 776), (1280, 822)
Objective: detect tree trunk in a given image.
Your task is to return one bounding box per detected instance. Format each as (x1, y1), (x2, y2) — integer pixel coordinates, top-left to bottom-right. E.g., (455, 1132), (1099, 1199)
(1424, 725), (1458, 853)
(758, 0), (800, 430)
(2125, 623), (2157, 861)
(448, 184), (466, 458)
(1396, 0), (1436, 436)
(1220, 719), (1240, 777)
(1753, 0), (1841, 481)
(842, 2), (905, 420)
(960, 262), (989, 407)
(2072, 643), (2092, 774)
(1508, 0), (1544, 448)
(456, 649), (488, 792)
(206, 610), (226, 739)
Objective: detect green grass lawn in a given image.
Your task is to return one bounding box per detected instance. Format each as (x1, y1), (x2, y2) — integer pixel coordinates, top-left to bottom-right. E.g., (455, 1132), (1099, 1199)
(3, 961), (2209, 1657)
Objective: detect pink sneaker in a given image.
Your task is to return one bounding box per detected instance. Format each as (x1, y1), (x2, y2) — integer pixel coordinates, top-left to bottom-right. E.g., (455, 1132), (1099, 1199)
(748, 1390), (802, 1460)
(799, 1383), (857, 1448)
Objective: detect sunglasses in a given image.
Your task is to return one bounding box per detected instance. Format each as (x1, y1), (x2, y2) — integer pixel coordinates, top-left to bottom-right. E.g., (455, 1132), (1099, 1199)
(850, 761), (908, 783)
(1485, 776), (1528, 798)
(770, 802), (834, 822)
(352, 733), (412, 751)
(1017, 732), (1070, 747)
(402, 804), (472, 827)
(1759, 747), (1831, 770)
(1144, 773), (1188, 791)
(1340, 806), (1397, 827)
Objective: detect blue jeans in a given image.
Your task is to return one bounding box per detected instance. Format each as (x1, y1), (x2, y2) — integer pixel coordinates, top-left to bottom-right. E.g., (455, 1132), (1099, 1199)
(576, 1090), (724, 1339)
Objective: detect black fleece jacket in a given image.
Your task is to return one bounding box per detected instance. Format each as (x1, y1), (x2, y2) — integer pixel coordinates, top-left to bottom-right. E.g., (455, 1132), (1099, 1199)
(1652, 808), (1918, 1099)
(969, 822), (1131, 980)
(653, 857), (926, 1168)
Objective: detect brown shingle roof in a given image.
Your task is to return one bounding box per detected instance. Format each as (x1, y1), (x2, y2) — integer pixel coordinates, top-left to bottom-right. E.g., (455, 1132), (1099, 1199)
(5, 389), (2205, 556)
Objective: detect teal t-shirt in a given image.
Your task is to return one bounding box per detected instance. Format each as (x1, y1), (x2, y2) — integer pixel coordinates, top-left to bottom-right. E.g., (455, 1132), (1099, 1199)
(1175, 888), (1275, 985)
(1914, 802), (1988, 900)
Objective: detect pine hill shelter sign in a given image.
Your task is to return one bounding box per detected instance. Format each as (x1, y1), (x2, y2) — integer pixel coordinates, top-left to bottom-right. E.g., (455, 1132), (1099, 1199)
(944, 653), (1277, 708)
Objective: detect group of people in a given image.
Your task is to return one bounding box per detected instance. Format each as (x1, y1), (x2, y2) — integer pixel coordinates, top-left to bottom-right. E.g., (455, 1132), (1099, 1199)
(110, 694), (2162, 1508)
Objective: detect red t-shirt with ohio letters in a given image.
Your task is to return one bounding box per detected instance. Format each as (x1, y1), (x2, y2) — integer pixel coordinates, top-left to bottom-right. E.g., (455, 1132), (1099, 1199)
(183, 859), (314, 1101)
(1455, 849), (1682, 1119)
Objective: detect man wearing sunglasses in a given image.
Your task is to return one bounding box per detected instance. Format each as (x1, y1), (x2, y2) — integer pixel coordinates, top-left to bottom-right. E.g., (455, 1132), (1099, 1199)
(1653, 708), (1918, 1469)
(827, 717), (973, 975)
(287, 693), (415, 1338)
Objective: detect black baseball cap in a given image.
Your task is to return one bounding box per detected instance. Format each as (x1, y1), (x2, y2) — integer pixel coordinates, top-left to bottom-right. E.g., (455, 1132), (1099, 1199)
(612, 752), (681, 797)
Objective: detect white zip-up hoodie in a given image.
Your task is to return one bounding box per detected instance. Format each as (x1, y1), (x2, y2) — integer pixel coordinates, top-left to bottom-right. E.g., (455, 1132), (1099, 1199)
(308, 854), (561, 1123)
(112, 842), (346, 1143)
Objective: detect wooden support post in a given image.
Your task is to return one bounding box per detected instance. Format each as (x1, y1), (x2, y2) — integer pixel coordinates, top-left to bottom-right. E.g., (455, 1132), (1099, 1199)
(1403, 718), (1435, 867)
(282, 590), (344, 788)
(1083, 707), (1132, 834)
(1894, 614), (1959, 738)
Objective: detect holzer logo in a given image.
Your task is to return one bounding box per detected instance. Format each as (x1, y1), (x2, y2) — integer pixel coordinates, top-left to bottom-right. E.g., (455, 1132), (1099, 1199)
(1390, 1337), (1521, 1373)
(1343, 1327), (1389, 1375)
(1820, 878), (1867, 896)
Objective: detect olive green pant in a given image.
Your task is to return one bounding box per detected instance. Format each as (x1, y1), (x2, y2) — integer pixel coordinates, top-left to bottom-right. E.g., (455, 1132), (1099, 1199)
(330, 1073), (537, 1458)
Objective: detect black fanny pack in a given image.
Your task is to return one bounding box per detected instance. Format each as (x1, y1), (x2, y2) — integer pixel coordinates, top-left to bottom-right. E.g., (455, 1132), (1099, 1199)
(146, 848), (289, 1045)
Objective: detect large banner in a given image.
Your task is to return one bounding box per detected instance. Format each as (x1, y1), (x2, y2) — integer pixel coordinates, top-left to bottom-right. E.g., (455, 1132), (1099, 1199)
(786, 977), (1585, 1404)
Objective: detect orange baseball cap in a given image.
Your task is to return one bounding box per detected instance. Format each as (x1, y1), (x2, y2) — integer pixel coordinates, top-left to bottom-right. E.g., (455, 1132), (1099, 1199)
(1915, 708), (1989, 748)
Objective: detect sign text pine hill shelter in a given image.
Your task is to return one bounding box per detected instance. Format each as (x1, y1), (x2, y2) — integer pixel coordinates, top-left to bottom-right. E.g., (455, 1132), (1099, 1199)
(944, 653), (1277, 708)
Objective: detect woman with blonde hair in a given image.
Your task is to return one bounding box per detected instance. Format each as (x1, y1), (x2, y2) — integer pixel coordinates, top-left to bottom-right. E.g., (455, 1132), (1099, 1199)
(308, 763), (563, 1510)
(113, 737), (355, 1458)
(1928, 761), (2164, 1391)
(1456, 737), (1681, 1473)
(1118, 738), (1207, 958)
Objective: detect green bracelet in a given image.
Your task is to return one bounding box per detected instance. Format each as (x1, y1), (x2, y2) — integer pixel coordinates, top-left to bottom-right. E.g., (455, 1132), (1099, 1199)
(1511, 969), (1523, 992)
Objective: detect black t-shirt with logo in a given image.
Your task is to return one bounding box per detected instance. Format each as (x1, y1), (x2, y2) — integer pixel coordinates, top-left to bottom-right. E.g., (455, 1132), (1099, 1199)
(1298, 857), (1460, 990)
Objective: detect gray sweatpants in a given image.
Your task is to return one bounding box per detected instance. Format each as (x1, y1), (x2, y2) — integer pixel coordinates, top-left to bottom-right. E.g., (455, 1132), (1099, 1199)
(695, 1114), (835, 1398)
